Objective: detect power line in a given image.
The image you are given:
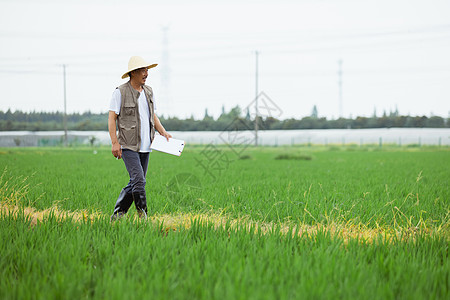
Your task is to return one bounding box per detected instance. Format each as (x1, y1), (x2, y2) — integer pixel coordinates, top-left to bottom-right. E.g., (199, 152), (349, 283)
(2, 64), (450, 78)
(2, 25), (450, 64)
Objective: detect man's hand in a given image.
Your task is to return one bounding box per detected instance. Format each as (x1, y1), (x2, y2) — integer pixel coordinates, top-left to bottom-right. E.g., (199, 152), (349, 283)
(112, 142), (122, 159)
(161, 131), (172, 141)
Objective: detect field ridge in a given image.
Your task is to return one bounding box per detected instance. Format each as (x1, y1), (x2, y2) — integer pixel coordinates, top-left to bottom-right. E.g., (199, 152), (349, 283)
(2, 202), (447, 244)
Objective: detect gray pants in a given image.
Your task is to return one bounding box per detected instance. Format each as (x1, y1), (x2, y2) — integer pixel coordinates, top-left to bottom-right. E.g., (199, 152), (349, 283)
(111, 149), (150, 217)
(122, 149), (150, 194)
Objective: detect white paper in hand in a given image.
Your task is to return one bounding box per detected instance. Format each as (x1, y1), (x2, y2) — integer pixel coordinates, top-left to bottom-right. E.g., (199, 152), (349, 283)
(150, 135), (185, 156)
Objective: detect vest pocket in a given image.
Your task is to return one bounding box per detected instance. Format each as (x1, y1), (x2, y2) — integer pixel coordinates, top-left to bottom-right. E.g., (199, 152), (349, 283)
(123, 103), (136, 116)
(119, 123), (137, 145)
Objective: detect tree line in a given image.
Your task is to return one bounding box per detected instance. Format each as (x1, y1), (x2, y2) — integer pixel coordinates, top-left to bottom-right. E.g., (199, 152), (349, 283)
(0, 107), (448, 131)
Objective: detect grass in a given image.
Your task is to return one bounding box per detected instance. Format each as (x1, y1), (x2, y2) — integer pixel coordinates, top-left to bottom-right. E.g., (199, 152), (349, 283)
(0, 145), (449, 299)
(274, 153), (313, 160)
(1, 215), (448, 299)
(1, 146), (448, 228)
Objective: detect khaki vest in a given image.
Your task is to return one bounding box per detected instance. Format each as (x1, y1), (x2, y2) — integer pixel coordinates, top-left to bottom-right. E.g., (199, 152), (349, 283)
(117, 81), (155, 152)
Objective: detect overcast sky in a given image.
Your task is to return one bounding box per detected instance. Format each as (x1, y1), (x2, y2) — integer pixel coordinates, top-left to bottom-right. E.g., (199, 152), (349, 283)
(1, 0), (449, 120)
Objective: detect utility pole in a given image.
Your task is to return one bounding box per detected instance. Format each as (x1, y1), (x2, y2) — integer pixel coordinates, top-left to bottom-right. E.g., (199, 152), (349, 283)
(63, 64), (68, 146)
(254, 51), (259, 146)
(338, 59), (343, 118)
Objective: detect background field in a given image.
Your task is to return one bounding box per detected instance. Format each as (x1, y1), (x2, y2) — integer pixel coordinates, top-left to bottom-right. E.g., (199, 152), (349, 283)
(1, 145), (449, 228)
(0, 145), (449, 299)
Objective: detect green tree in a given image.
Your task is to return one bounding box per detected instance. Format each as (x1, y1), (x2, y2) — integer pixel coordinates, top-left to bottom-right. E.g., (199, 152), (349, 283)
(425, 116), (445, 128)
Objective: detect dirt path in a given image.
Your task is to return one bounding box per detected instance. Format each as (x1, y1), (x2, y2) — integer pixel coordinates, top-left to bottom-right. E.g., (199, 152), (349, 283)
(1, 203), (445, 243)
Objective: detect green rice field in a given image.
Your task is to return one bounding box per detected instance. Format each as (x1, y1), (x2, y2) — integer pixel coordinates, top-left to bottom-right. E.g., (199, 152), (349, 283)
(1, 145), (449, 299)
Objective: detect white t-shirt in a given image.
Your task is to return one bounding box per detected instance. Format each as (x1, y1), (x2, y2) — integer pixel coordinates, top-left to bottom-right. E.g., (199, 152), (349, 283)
(109, 88), (156, 153)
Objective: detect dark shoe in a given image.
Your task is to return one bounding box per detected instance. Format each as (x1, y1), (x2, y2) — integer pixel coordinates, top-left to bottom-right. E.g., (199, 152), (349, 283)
(132, 192), (148, 220)
(110, 211), (125, 222)
(111, 189), (133, 219)
(137, 209), (148, 220)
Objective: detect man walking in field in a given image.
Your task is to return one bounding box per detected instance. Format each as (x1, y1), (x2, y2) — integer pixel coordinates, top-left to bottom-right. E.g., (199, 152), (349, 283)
(108, 56), (171, 221)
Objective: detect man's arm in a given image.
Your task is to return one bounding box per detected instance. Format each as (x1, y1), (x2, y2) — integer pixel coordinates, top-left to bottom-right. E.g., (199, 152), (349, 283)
(154, 114), (172, 141)
(108, 111), (122, 159)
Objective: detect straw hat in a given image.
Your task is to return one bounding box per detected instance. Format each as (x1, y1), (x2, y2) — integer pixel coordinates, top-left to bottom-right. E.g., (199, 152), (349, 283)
(122, 56), (157, 79)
